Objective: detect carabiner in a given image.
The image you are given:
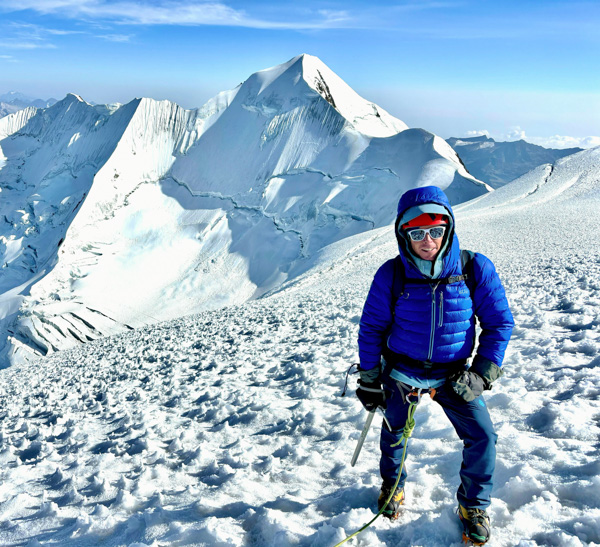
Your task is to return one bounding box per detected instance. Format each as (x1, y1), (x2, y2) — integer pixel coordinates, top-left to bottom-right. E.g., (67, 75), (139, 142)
(405, 387), (423, 405)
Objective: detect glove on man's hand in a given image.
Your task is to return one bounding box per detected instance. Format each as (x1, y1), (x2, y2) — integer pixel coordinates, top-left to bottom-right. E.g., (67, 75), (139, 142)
(448, 370), (486, 402)
(356, 379), (386, 411)
(448, 355), (504, 403)
(356, 365), (385, 411)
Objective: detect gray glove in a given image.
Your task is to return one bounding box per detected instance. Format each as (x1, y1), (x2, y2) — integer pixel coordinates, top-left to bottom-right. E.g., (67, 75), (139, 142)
(449, 355), (503, 402)
(358, 366), (381, 384)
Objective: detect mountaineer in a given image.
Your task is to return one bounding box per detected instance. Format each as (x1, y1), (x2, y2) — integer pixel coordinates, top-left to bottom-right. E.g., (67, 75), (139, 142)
(356, 185), (514, 545)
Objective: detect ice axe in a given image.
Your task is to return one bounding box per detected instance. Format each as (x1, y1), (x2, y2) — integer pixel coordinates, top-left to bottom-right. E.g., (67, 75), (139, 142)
(351, 407), (391, 466)
(351, 409), (379, 466)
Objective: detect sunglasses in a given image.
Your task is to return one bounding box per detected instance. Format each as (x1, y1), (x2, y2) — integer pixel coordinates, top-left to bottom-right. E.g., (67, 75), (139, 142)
(405, 226), (446, 241)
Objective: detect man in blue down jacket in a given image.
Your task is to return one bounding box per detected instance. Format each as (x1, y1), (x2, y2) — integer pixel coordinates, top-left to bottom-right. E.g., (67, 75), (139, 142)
(357, 185), (513, 545)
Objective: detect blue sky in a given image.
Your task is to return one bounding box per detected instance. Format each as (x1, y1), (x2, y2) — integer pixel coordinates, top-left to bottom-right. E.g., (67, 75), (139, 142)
(0, 0), (598, 148)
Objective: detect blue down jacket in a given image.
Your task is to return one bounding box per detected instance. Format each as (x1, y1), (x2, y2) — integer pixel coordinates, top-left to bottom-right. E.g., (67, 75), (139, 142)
(358, 186), (514, 376)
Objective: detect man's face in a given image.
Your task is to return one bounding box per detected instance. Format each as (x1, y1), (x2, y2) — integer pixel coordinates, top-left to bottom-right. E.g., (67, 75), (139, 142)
(407, 224), (446, 261)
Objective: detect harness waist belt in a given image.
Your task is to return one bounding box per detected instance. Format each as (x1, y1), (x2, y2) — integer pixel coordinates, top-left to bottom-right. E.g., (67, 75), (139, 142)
(382, 346), (467, 372)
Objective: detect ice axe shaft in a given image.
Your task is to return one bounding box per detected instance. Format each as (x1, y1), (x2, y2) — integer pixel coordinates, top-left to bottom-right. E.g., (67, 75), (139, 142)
(351, 410), (375, 467)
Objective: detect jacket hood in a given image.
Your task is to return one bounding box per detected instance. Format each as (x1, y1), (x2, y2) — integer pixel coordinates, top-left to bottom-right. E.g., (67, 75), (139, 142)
(397, 185), (455, 222)
(395, 186), (460, 278)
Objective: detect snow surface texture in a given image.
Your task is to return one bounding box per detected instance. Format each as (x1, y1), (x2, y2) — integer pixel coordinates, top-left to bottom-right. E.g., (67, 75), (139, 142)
(0, 148), (598, 546)
(0, 54), (489, 367)
(446, 135), (582, 189)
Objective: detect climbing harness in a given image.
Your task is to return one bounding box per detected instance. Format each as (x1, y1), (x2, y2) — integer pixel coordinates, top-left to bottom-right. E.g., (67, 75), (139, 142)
(333, 386), (435, 547)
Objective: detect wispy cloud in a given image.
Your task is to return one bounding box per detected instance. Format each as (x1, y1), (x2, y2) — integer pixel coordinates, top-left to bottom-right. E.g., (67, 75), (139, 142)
(317, 9), (352, 23)
(502, 126), (600, 149)
(10, 21), (81, 36)
(0, 0), (594, 37)
(389, 2), (465, 12)
(97, 34), (133, 42)
(506, 126), (527, 141)
(523, 134), (600, 150)
(463, 128), (599, 150)
(45, 27), (86, 36)
(0, 40), (57, 49)
(0, 21), (82, 49)
(0, 1), (359, 29)
(465, 130), (490, 138)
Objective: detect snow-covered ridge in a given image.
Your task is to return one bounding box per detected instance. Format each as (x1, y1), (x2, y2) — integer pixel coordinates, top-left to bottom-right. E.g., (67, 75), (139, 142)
(455, 146), (600, 219)
(0, 54), (488, 367)
(0, 106), (38, 139)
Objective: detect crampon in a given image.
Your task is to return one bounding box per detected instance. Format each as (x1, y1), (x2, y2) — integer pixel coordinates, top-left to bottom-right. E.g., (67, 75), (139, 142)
(458, 505), (490, 545)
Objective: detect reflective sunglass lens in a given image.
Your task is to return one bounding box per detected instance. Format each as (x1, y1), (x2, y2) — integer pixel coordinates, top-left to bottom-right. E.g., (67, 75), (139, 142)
(407, 226), (446, 241)
(409, 230), (425, 241)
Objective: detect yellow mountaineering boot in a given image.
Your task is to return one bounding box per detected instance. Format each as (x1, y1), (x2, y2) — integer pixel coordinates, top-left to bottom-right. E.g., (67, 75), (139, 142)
(377, 481), (405, 520)
(458, 504), (491, 545)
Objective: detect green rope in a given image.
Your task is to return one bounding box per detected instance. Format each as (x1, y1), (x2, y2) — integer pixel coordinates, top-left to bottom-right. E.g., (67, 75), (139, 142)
(333, 401), (418, 547)
(391, 402), (417, 447)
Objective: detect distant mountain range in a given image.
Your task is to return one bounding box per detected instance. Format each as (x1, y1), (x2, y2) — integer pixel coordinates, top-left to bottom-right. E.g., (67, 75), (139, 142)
(446, 135), (582, 188)
(0, 54), (488, 367)
(0, 92), (57, 118)
(2, 92), (583, 191)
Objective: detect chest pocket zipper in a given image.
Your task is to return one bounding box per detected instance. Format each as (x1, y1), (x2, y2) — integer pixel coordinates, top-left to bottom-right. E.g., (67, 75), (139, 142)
(438, 292), (444, 327)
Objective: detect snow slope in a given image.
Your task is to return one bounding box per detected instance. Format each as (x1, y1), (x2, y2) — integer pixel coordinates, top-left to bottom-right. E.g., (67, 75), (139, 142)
(0, 54), (489, 367)
(0, 148), (598, 546)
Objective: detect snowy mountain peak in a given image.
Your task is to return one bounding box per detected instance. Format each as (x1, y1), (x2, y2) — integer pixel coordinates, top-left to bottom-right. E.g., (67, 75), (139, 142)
(65, 92), (86, 103)
(299, 54), (408, 137)
(54, 93), (89, 108)
(240, 54), (408, 138)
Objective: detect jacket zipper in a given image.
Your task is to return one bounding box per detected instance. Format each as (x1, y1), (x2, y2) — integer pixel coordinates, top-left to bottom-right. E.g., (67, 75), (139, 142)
(428, 282), (441, 361)
(438, 292), (444, 327)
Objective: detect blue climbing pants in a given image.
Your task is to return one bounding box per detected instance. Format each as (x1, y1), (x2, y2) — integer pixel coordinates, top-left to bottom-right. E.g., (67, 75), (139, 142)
(380, 378), (498, 509)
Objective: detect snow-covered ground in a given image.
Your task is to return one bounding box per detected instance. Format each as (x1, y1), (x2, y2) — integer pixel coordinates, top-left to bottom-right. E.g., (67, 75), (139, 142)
(0, 149), (598, 546)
